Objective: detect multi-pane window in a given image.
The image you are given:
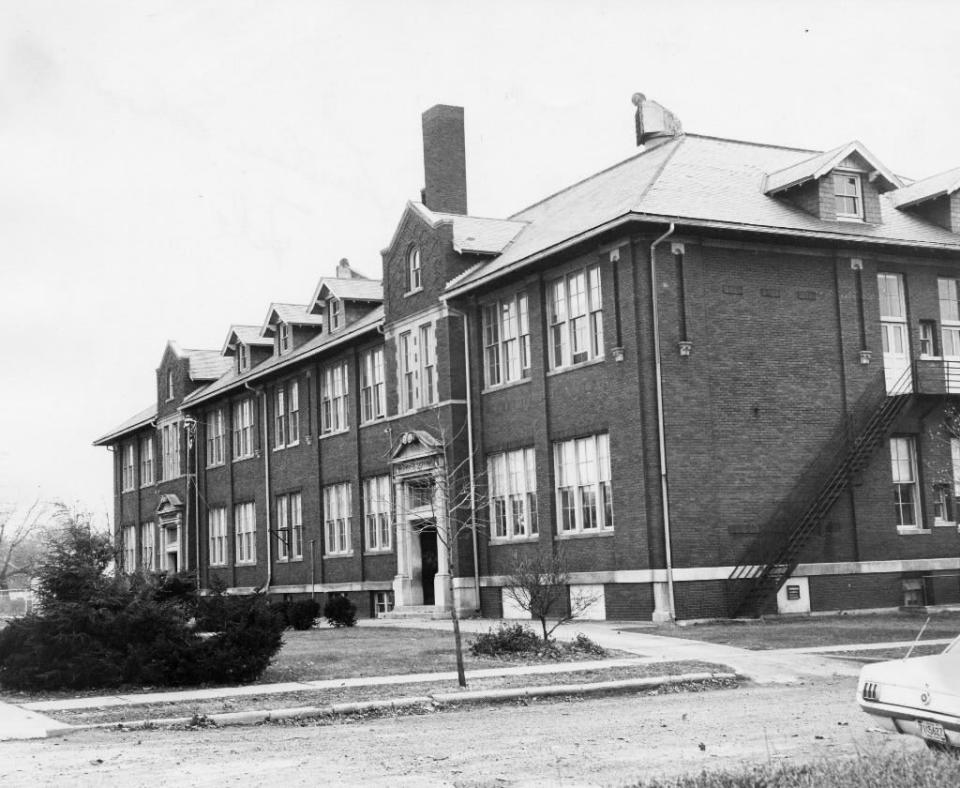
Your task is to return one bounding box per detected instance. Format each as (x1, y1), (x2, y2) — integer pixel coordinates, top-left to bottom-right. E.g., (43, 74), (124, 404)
(939, 279), (960, 358)
(483, 294), (531, 387)
(920, 320), (938, 357)
(834, 172), (863, 219)
(274, 380), (300, 447)
(407, 246), (422, 292)
(363, 476), (391, 551)
(324, 483), (352, 555)
(237, 343), (250, 373)
(234, 501), (257, 564)
(488, 448), (538, 539)
(547, 266), (604, 369)
(166, 369), (175, 400)
(374, 590), (394, 617)
(121, 443), (136, 491)
(208, 507), (227, 566)
(233, 398), (255, 459)
(122, 524), (137, 572)
(274, 492), (303, 561)
(278, 323), (291, 355)
(160, 422), (181, 479)
(553, 433), (613, 534)
(207, 408), (225, 467)
(140, 435), (154, 486)
(398, 323), (437, 412)
(360, 347), (386, 423)
(329, 298), (342, 331)
(140, 521), (156, 571)
(321, 363), (349, 434)
(890, 437), (920, 528)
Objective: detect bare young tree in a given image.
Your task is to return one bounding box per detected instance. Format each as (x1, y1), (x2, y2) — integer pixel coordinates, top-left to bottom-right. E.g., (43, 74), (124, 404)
(389, 414), (487, 688)
(0, 500), (51, 591)
(502, 546), (598, 642)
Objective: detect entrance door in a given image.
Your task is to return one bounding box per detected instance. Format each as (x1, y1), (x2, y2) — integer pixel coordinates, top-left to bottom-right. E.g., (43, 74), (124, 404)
(878, 273), (912, 394)
(418, 528), (438, 605)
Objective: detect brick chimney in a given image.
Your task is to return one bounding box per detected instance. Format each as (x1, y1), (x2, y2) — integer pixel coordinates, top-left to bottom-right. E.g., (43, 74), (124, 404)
(336, 258), (364, 279)
(421, 104), (467, 215)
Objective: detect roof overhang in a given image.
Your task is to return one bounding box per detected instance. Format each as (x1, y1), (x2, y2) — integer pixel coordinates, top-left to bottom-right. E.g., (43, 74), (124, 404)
(764, 141), (902, 195)
(891, 168), (960, 209)
(93, 405), (157, 446)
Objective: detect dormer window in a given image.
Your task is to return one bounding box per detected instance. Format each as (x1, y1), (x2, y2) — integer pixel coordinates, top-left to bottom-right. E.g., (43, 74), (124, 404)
(833, 172), (864, 220)
(166, 370), (174, 401)
(237, 343), (250, 373)
(278, 324), (292, 355)
(329, 298), (342, 332)
(407, 246), (422, 293)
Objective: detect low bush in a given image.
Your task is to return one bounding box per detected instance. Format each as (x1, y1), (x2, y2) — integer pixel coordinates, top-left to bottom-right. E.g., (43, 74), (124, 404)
(323, 594), (357, 628)
(0, 520), (285, 692)
(469, 624), (606, 660)
(287, 599), (321, 630)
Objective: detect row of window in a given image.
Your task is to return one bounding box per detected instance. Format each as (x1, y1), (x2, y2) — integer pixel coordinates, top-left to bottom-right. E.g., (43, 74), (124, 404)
(879, 273), (960, 360)
(889, 435), (960, 531)
(120, 521), (156, 571)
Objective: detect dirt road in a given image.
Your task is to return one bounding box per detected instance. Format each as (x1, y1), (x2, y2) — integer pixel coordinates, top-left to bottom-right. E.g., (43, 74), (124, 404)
(0, 676), (924, 787)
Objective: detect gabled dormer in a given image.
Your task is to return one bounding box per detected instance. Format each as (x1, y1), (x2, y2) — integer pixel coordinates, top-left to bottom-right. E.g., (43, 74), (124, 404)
(222, 325), (273, 374)
(764, 141), (901, 224)
(260, 303), (325, 357)
(308, 258), (383, 334)
(891, 166), (960, 233)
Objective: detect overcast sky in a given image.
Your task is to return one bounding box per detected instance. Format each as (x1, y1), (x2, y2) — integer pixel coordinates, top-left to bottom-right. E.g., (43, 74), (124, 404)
(2, 0), (959, 523)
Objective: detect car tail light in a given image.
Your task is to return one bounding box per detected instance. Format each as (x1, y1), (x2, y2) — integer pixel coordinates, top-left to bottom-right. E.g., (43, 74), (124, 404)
(863, 682), (879, 701)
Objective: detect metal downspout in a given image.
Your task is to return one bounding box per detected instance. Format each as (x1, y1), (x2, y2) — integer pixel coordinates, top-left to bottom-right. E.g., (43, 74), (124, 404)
(650, 223), (677, 621)
(246, 382), (272, 591)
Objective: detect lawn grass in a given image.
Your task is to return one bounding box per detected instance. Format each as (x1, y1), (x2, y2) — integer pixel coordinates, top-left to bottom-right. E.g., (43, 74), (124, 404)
(47, 660), (734, 726)
(632, 750), (960, 787)
(634, 611), (960, 651)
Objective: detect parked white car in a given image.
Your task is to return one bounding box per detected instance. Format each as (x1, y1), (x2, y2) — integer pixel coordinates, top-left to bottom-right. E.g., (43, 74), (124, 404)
(858, 634), (960, 752)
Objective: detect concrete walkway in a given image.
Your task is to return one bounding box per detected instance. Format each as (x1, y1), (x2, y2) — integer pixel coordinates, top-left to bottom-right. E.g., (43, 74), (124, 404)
(1, 617), (945, 742)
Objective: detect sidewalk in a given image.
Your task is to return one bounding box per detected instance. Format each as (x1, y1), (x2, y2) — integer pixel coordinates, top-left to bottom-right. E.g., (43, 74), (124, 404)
(0, 617), (928, 742)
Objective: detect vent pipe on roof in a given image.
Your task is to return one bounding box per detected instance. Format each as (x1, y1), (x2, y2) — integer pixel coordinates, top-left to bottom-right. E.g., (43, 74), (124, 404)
(421, 104), (468, 215)
(632, 93), (683, 147)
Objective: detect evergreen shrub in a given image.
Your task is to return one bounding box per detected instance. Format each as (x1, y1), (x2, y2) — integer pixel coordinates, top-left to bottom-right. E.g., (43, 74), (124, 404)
(323, 594), (357, 627)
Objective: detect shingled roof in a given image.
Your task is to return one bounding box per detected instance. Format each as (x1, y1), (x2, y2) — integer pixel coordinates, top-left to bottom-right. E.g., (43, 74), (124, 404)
(445, 134), (960, 297)
(891, 166), (960, 209)
(221, 325), (274, 355)
(92, 403), (157, 446)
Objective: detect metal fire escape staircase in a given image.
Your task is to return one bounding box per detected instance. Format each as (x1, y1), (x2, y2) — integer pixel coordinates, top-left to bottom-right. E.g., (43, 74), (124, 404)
(727, 366), (914, 618)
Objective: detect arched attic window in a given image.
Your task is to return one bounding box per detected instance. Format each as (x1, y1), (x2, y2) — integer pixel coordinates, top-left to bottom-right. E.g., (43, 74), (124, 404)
(406, 246), (422, 293)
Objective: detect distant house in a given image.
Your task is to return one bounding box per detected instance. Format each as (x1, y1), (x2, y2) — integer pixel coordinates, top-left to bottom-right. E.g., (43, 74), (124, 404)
(95, 98), (960, 621)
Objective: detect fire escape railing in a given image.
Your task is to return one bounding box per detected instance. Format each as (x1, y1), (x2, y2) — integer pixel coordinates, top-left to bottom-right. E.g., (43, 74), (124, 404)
(727, 363), (916, 618)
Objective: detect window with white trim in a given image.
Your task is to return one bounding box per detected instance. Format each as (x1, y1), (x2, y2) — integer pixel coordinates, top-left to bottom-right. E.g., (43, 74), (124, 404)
(547, 266), (604, 370)
(275, 492), (302, 561)
(274, 380), (300, 448)
(324, 483), (352, 555)
(278, 323), (292, 355)
(483, 294), (531, 387)
(237, 343), (250, 373)
(121, 443), (135, 491)
(140, 436), (154, 486)
(321, 362), (349, 434)
(374, 590), (394, 617)
(160, 422), (181, 479)
(329, 298), (342, 331)
(166, 369), (175, 400)
(140, 521), (156, 571)
(233, 398), (255, 459)
(833, 171), (863, 219)
(398, 322), (437, 412)
(207, 408), (225, 467)
(407, 246), (422, 292)
(234, 501), (256, 564)
(890, 437), (921, 529)
(208, 507), (227, 566)
(939, 278), (960, 358)
(363, 476), (391, 551)
(360, 347), (385, 423)
(920, 320), (938, 357)
(553, 433), (613, 534)
(122, 524), (137, 572)
(488, 448), (538, 539)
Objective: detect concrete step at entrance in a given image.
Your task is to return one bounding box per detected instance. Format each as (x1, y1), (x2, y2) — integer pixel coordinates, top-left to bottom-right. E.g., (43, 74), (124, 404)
(380, 605), (450, 621)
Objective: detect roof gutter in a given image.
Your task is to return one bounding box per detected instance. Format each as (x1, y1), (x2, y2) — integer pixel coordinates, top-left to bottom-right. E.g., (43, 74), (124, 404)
(443, 211), (960, 300)
(649, 223), (677, 623)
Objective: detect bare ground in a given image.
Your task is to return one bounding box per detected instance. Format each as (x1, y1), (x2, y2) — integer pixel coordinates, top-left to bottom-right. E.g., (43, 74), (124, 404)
(0, 675), (925, 787)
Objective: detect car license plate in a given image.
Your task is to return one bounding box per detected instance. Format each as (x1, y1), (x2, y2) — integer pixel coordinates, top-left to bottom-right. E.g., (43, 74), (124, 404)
(920, 720), (947, 744)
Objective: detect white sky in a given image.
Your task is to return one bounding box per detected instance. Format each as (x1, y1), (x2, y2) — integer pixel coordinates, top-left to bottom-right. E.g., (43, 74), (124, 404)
(2, 0), (959, 522)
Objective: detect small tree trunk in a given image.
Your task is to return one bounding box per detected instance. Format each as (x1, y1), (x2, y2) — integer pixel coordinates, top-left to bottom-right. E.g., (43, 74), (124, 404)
(540, 615), (549, 643)
(449, 573), (467, 688)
